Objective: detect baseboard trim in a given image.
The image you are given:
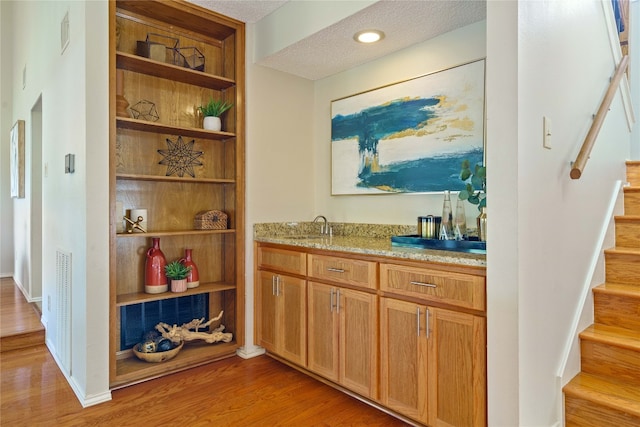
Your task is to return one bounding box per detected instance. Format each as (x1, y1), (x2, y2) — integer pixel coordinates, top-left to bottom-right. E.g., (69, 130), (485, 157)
(45, 338), (112, 408)
(236, 345), (266, 359)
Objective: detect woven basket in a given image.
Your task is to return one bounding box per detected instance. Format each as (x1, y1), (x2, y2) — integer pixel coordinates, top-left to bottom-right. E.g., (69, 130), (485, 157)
(194, 210), (228, 230)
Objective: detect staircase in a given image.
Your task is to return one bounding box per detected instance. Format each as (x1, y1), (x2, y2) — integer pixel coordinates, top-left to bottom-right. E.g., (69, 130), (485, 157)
(563, 161), (640, 426)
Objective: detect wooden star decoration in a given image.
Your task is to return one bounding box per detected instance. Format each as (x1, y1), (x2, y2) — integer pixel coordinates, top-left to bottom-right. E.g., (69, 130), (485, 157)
(157, 136), (203, 178)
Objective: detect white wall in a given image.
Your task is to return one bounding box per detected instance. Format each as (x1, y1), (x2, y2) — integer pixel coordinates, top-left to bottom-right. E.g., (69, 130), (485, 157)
(631, 0), (640, 158)
(313, 21), (486, 225)
(5, 0), (110, 405)
(0, 1), (15, 278)
(244, 24), (316, 354)
(492, 1), (631, 425)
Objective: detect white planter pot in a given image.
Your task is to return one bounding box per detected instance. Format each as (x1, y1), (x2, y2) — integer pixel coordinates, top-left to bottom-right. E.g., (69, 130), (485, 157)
(203, 116), (221, 131)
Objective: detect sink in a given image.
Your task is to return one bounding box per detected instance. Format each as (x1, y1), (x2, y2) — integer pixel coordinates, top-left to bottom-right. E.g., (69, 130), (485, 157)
(391, 235), (486, 254)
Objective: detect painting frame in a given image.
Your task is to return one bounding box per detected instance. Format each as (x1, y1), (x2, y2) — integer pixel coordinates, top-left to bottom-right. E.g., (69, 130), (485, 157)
(331, 59), (485, 195)
(10, 120), (25, 199)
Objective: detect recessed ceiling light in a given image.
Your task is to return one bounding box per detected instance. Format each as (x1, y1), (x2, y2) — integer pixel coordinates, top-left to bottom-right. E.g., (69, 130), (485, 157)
(354, 30), (385, 44)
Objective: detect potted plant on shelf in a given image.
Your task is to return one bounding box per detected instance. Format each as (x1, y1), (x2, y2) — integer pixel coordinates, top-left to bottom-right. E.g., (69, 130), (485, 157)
(197, 98), (233, 131)
(165, 261), (192, 293)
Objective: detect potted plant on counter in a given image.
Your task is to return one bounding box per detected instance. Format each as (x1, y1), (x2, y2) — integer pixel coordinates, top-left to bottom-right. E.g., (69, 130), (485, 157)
(165, 261), (191, 293)
(197, 98), (233, 131)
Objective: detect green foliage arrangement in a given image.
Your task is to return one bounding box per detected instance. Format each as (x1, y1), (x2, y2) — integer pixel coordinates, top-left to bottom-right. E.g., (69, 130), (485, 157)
(197, 98), (233, 117)
(164, 261), (191, 280)
(458, 159), (486, 211)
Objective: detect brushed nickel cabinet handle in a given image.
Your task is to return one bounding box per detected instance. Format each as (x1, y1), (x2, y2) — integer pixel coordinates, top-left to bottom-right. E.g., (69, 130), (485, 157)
(416, 306), (421, 337)
(330, 288), (334, 312)
(410, 281), (437, 288)
(327, 267), (345, 273)
(425, 308), (430, 339)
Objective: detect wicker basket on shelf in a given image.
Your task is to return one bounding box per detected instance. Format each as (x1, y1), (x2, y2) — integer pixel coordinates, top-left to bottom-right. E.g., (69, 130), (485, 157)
(194, 210), (228, 230)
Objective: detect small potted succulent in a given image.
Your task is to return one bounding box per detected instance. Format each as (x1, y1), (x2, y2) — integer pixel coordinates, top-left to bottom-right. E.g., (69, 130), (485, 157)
(197, 98), (233, 131)
(164, 261), (192, 293)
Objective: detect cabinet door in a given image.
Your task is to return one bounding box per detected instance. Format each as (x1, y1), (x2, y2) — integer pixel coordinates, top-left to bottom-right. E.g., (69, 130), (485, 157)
(256, 271), (278, 353)
(256, 271), (306, 366)
(428, 307), (486, 427)
(380, 297), (428, 424)
(307, 281), (339, 382)
(278, 274), (307, 366)
(339, 288), (378, 399)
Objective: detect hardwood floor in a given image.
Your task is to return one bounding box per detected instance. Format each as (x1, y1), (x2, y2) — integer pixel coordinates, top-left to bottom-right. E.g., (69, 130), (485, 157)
(0, 279), (410, 426)
(0, 277), (44, 352)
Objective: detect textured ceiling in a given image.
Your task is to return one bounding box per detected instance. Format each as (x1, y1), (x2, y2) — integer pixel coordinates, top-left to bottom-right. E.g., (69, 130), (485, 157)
(190, 0), (486, 80)
(189, 0), (287, 23)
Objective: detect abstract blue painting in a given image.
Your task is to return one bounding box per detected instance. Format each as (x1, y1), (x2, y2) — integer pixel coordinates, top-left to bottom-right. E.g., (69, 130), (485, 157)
(331, 59), (485, 195)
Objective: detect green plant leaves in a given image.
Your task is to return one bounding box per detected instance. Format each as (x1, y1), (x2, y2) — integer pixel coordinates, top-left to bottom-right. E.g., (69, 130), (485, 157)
(458, 160), (486, 210)
(198, 98), (233, 117)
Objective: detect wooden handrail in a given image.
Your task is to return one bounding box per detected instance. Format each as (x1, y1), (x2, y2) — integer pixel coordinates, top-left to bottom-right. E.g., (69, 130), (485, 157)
(570, 55), (629, 179)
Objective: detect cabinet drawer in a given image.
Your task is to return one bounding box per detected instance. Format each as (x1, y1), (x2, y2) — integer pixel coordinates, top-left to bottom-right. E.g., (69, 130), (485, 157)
(257, 246), (306, 276)
(380, 263), (485, 311)
(308, 254), (376, 290)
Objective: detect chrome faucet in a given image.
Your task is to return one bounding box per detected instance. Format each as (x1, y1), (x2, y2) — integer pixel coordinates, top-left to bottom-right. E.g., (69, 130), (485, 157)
(313, 215), (329, 235)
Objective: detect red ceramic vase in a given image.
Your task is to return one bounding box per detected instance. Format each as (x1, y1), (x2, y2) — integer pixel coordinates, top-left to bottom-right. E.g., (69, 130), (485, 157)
(180, 248), (200, 288)
(145, 237), (168, 293)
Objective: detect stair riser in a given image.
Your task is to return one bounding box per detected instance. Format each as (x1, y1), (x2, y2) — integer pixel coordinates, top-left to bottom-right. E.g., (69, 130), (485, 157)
(615, 220), (640, 248)
(0, 330), (45, 352)
(594, 291), (640, 331)
(565, 395), (640, 427)
(605, 252), (640, 286)
(624, 191), (640, 215)
(580, 340), (640, 387)
(627, 162), (640, 187)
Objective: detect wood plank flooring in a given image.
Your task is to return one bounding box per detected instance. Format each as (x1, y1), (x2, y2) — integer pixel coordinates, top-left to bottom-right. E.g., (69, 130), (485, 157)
(0, 278), (44, 352)
(0, 279), (410, 426)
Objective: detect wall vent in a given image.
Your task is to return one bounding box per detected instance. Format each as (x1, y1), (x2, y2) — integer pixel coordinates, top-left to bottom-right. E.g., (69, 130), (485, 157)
(56, 249), (72, 373)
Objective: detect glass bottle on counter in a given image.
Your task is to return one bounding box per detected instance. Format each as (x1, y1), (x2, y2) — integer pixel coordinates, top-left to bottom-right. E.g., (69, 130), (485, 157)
(439, 190), (454, 240)
(453, 198), (467, 240)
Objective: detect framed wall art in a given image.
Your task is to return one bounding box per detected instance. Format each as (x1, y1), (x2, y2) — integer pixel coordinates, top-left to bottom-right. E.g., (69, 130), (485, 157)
(10, 120), (25, 199)
(331, 59), (485, 195)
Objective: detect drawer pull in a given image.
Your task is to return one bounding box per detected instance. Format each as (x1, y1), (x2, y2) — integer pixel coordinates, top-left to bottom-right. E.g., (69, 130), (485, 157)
(327, 267), (345, 273)
(416, 306), (421, 337)
(410, 281), (437, 288)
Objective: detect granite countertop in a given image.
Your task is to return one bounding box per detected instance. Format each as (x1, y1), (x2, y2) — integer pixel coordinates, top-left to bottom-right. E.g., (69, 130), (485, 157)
(254, 222), (486, 268)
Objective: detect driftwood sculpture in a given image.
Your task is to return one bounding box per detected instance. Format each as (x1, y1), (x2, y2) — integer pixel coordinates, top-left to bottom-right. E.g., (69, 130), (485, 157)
(155, 310), (233, 344)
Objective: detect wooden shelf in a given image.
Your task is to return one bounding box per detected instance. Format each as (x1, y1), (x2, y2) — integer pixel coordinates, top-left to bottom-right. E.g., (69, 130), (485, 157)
(113, 340), (239, 387)
(116, 173), (235, 184)
(117, 229), (235, 238)
(116, 117), (235, 140)
(116, 281), (236, 307)
(116, 52), (235, 90)
(110, 0), (244, 389)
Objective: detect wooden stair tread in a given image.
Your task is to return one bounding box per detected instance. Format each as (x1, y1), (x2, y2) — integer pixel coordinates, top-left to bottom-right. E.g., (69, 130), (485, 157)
(614, 215), (640, 222)
(594, 282), (640, 297)
(564, 373), (640, 417)
(604, 247), (640, 255)
(580, 324), (640, 350)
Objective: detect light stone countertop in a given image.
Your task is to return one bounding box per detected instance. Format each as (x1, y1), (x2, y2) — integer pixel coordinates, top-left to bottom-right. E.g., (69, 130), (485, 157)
(254, 222), (486, 268)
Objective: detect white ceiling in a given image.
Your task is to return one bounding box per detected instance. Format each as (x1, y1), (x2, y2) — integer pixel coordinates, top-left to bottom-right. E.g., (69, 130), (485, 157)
(189, 0), (486, 80)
